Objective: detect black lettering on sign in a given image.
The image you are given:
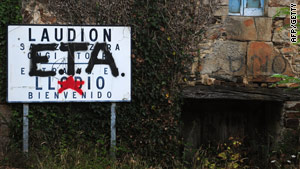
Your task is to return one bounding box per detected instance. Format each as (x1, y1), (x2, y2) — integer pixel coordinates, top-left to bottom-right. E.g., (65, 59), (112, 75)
(107, 44), (111, 51)
(115, 44), (120, 51)
(90, 28), (98, 41)
(29, 44), (58, 76)
(29, 28), (36, 41)
(55, 28), (63, 41)
(60, 43), (89, 75)
(96, 76), (105, 89)
(81, 28), (84, 41)
(89, 44), (94, 50)
(107, 91), (112, 98)
(68, 28), (76, 41)
(20, 43), (25, 50)
(88, 76), (91, 89)
(85, 42), (119, 77)
(104, 29), (111, 42)
(41, 28), (50, 42)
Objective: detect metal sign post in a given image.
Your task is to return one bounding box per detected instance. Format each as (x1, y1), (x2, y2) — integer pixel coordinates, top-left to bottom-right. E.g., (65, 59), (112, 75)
(7, 25), (131, 156)
(23, 104), (29, 153)
(110, 103), (116, 159)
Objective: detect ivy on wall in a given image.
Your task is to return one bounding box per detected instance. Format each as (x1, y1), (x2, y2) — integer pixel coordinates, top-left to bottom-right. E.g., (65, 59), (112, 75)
(0, 0), (22, 102)
(4, 0), (215, 166)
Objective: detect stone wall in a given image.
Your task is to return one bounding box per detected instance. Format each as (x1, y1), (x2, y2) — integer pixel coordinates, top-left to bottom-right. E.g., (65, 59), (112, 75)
(22, 0), (58, 24)
(189, 0), (299, 85)
(284, 101), (300, 129)
(185, 0), (300, 130)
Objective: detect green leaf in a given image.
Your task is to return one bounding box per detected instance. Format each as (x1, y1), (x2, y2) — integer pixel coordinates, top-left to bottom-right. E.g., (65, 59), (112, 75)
(271, 74), (283, 78)
(231, 153), (240, 161)
(218, 152), (227, 160)
(233, 163), (239, 168)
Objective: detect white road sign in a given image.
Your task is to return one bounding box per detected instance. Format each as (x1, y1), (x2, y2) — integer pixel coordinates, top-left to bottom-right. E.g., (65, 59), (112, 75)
(7, 25), (131, 102)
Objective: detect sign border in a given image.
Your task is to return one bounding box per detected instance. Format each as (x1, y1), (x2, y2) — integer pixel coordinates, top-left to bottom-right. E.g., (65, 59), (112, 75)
(6, 24), (132, 103)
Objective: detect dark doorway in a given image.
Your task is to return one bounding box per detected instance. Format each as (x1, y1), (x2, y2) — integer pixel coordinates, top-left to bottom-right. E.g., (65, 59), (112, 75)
(182, 99), (283, 157)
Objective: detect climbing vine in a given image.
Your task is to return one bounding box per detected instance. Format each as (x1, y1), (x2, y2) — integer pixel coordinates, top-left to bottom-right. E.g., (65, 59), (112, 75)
(4, 0), (215, 166)
(0, 0), (22, 102)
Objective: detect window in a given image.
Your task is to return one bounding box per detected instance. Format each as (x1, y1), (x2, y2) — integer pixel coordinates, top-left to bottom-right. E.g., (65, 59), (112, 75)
(229, 0), (264, 16)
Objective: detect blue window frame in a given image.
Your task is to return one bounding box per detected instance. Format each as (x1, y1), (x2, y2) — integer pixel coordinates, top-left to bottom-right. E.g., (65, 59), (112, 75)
(229, 0), (264, 16)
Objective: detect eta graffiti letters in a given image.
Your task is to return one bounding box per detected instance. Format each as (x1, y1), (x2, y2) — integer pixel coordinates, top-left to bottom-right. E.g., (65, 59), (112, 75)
(28, 42), (119, 77)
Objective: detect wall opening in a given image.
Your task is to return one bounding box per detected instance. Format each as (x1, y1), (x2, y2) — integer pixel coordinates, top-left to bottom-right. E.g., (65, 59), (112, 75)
(181, 99), (283, 161)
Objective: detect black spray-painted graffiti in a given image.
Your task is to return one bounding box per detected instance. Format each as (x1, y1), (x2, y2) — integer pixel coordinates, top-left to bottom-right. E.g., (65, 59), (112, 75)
(227, 55), (244, 73)
(29, 43), (58, 76)
(250, 55), (269, 73)
(272, 55), (287, 73)
(86, 43), (119, 77)
(225, 55), (287, 74)
(249, 55), (287, 74)
(29, 42), (119, 77)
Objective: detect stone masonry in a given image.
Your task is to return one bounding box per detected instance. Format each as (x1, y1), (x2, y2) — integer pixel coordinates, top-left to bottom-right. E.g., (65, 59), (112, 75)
(284, 101), (300, 129)
(186, 0), (300, 130)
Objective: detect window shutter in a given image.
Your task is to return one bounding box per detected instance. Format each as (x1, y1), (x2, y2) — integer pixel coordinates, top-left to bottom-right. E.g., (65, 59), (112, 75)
(229, 0), (242, 14)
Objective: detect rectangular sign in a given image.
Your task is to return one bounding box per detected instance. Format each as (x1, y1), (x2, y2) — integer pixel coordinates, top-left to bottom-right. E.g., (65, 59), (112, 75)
(7, 25), (131, 102)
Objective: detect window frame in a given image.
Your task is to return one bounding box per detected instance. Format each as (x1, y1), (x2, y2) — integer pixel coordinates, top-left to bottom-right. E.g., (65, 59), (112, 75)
(229, 0), (264, 16)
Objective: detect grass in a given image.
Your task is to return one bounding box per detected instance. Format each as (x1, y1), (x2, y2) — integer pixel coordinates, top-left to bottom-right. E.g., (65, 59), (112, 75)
(1, 145), (160, 169)
(1, 135), (299, 169)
